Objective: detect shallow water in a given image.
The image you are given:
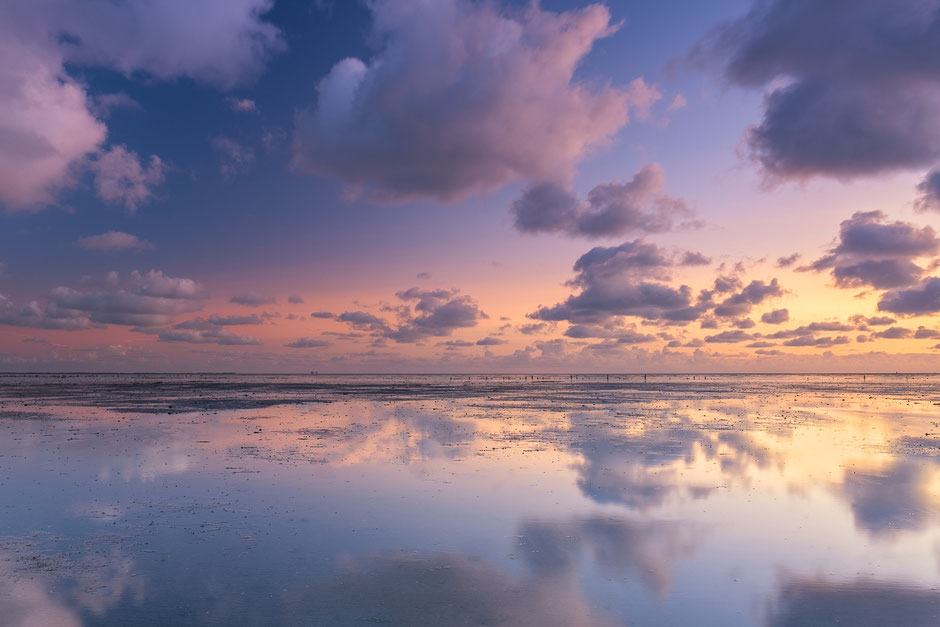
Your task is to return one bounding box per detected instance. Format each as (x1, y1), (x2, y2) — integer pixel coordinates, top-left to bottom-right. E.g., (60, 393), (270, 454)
(0, 374), (938, 626)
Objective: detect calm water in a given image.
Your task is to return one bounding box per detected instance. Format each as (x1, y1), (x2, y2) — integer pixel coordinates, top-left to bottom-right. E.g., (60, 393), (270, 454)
(0, 374), (939, 626)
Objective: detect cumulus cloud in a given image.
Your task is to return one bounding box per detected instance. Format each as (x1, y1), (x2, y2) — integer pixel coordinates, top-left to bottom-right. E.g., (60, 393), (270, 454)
(338, 288), (486, 343)
(47, 270), (207, 326)
(292, 0), (638, 202)
(230, 293), (276, 307)
(530, 240), (696, 324)
(512, 164), (695, 238)
(0, 293), (93, 330)
(90, 145), (164, 211)
(878, 277), (940, 315)
(711, 279), (783, 317)
(705, 330), (756, 344)
(154, 327), (262, 345)
(76, 231), (153, 252)
(0, 1), (282, 211)
(760, 308), (789, 324)
(709, 0), (940, 181)
(0, 270), (206, 330)
(804, 211), (939, 289)
(285, 337), (331, 349)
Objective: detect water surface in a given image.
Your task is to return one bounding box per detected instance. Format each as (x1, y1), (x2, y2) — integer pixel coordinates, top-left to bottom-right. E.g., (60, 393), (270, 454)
(1, 374), (939, 625)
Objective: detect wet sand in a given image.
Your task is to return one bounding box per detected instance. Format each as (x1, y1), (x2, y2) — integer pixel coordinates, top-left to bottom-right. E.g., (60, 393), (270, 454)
(0, 374), (938, 625)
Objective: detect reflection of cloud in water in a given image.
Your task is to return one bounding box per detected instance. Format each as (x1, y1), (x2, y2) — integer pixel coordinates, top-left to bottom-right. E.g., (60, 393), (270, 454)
(518, 516), (698, 595)
(768, 577), (940, 626)
(842, 460), (938, 536)
(0, 538), (143, 625)
(286, 553), (617, 627)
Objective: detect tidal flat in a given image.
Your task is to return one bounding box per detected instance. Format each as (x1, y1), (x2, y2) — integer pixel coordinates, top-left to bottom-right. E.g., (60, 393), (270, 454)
(0, 373), (939, 626)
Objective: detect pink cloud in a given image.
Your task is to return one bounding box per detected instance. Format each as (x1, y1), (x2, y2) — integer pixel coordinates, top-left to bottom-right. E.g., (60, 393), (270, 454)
(292, 0), (638, 202)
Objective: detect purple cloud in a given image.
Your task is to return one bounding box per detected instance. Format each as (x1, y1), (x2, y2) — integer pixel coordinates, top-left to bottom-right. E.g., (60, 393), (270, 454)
(292, 1), (638, 202)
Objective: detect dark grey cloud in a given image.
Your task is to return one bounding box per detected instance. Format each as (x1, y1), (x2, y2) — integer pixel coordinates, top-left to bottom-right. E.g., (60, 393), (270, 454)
(712, 279), (783, 317)
(529, 240), (701, 325)
(292, 0), (636, 202)
(805, 211), (939, 289)
(680, 251), (711, 266)
(309, 311), (334, 319)
(512, 165), (695, 238)
(733, 318), (756, 329)
(767, 321), (854, 339)
(705, 330), (756, 344)
(42, 270), (207, 327)
(776, 253), (800, 268)
(915, 169), (940, 212)
(339, 288), (485, 343)
(230, 292), (276, 306)
(760, 308), (789, 324)
(914, 326), (940, 339)
(154, 327), (262, 346)
(0, 294), (93, 330)
(878, 277), (940, 315)
(285, 337), (331, 349)
(873, 326), (913, 340)
(709, 0), (940, 180)
(518, 322), (549, 335)
(782, 335), (850, 348)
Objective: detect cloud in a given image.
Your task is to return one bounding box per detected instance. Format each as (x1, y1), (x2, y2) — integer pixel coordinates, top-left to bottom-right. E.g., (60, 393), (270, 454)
(709, 0), (940, 181)
(530, 240), (696, 324)
(309, 311), (334, 319)
(705, 330), (756, 344)
(287, 295), (304, 304)
(0, 22), (107, 210)
(512, 164), (695, 238)
(782, 335), (850, 348)
(230, 293), (276, 307)
(872, 326), (912, 340)
(285, 337), (331, 349)
(776, 253), (800, 268)
(212, 136), (254, 179)
(712, 279), (783, 317)
(878, 277), (940, 315)
(805, 211), (939, 289)
(155, 327), (262, 345)
(914, 326), (940, 339)
(915, 169), (940, 212)
(476, 336), (508, 346)
(760, 308), (789, 324)
(47, 270), (207, 326)
(338, 288), (486, 343)
(226, 97), (258, 113)
(76, 231), (153, 252)
(90, 145), (164, 211)
(0, 270), (206, 330)
(0, 293), (93, 330)
(292, 0), (636, 202)
(0, 1), (282, 211)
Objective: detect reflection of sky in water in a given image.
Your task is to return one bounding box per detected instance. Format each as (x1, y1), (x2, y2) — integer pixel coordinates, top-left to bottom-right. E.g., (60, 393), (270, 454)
(0, 375), (939, 625)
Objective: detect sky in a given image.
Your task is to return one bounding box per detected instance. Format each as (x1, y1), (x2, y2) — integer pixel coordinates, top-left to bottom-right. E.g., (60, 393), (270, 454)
(2, 0), (940, 373)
